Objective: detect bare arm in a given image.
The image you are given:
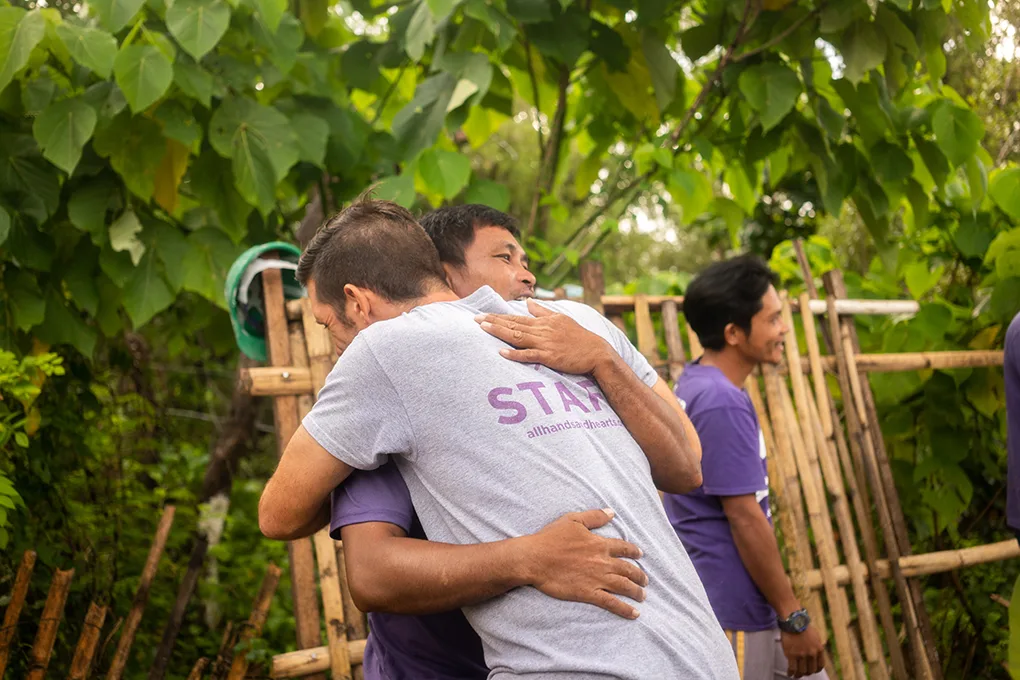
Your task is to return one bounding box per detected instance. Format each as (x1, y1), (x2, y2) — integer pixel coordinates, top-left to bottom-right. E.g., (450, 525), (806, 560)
(722, 494), (825, 677)
(477, 300), (702, 493)
(342, 509), (648, 618)
(259, 425), (354, 540)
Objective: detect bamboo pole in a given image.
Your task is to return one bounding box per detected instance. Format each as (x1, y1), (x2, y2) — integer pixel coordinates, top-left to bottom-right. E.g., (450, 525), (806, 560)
(579, 261), (605, 314)
(272, 640), (367, 678)
(805, 539), (1020, 588)
(827, 298), (933, 680)
(262, 266), (324, 661)
(779, 301), (860, 680)
(334, 542), (368, 650)
(26, 568), (74, 680)
(313, 530), (353, 679)
(226, 562), (283, 680)
(186, 657), (209, 680)
(659, 300), (687, 381)
(108, 505), (177, 680)
(633, 295), (659, 367)
(69, 602), (108, 680)
(0, 549), (37, 677)
(761, 366), (826, 639)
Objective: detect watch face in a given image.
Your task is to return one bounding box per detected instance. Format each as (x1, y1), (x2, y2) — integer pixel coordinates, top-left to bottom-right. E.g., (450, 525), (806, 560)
(789, 611), (810, 633)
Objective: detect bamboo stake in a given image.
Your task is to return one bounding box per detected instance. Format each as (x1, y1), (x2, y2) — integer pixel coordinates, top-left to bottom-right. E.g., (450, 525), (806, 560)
(761, 366), (826, 639)
(579, 261), (605, 315)
(0, 549), (37, 677)
(805, 539), (1020, 588)
(334, 542), (368, 648)
(828, 298), (933, 680)
(633, 295), (659, 367)
(69, 602), (108, 680)
(262, 266), (324, 662)
(779, 301), (859, 680)
(313, 531), (353, 680)
(186, 657), (209, 680)
(660, 300), (687, 381)
(745, 377), (776, 456)
(226, 563), (283, 680)
(108, 505), (177, 680)
(272, 640), (367, 678)
(26, 568), (74, 680)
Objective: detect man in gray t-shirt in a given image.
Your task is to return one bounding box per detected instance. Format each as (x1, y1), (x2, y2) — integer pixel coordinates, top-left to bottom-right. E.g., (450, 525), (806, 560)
(259, 199), (738, 679)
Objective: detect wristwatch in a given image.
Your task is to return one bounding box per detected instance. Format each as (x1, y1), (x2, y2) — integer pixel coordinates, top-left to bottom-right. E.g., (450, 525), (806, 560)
(777, 608), (811, 634)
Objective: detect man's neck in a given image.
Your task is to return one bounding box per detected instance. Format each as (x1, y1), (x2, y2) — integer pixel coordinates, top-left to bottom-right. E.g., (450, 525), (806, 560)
(698, 348), (756, 389)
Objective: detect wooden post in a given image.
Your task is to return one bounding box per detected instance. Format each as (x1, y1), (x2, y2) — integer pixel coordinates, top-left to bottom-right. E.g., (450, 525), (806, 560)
(186, 657), (209, 680)
(334, 542), (368, 656)
(660, 300), (687, 382)
(798, 293), (896, 680)
(579, 261), (605, 314)
(262, 265), (324, 660)
(26, 568), (74, 680)
(633, 295), (659, 368)
(314, 531), (353, 679)
(824, 271), (942, 679)
(70, 602), (108, 680)
(0, 549), (37, 677)
(826, 297), (933, 680)
(271, 640), (367, 678)
(108, 505), (177, 680)
(779, 301), (860, 680)
(226, 563), (283, 680)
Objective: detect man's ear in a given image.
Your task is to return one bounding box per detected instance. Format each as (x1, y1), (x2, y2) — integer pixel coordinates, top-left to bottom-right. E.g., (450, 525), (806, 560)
(723, 322), (743, 347)
(344, 284), (371, 325)
(442, 262), (458, 290)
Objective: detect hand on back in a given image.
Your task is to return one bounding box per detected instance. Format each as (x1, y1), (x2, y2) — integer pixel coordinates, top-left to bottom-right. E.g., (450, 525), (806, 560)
(520, 508), (647, 619)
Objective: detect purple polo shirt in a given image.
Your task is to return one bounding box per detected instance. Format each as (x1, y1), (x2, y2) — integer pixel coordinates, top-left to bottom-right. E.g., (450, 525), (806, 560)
(1006, 312), (1020, 535)
(329, 461), (489, 680)
(663, 361), (776, 631)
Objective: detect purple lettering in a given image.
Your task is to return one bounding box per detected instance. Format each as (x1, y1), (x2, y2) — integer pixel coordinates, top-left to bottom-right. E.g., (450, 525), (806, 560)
(555, 381), (590, 413)
(577, 379), (605, 411)
(488, 387), (527, 424)
(517, 381), (554, 415)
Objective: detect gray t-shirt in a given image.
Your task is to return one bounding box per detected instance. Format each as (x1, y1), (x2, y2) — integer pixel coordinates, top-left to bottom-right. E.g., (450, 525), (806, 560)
(303, 286), (738, 680)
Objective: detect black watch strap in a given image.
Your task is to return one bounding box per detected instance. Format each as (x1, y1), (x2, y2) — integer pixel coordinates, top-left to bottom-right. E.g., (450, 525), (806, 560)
(777, 608), (810, 634)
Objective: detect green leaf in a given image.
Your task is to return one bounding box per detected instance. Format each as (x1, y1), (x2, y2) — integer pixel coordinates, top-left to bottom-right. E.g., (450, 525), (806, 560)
(506, 0), (552, 23)
(36, 290), (97, 356)
(841, 20), (888, 84)
(738, 62), (800, 133)
(254, 0), (287, 32)
(392, 72), (457, 158)
(179, 228), (242, 307)
(418, 148), (471, 199)
(819, 1), (867, 33)
(669, 168), (712, 224)
(926, 43), (946, 84)
(965, 156), (987, 211)
(155, 100), (203, 147)
(55, 23), (117, 78)
(290, 112), (328, 167)
(990, 277), (1020, 322)
(187, 151), (252, 243)
(144, 220), (189, 291)
(464, 178), (510, 211)
(0, 8), (46, 94)
(252, 13), (302, 74)
(0, 207), (9, 247)
(903, 260), (943, 298)
(95, 274), (123, 335)
(114, 45), (174, 113)
(905, 179), (929, 232)
(209, 96), (299, 213)
(641, 30), (677, 112)
(109, 209), (145, 266)
(870, 141), (913, 185)
(121, 250), (174, 328)
(373, 173), (416, 208)
(876, 6), (918, 55)
(915, 137), (950, 188)
(91, 0), (146, 32)
(463, 0), (515, 53)
(93, 113), (166, 201)
(167, 0), (231, 61)
(990, 168), (1020, 222)
(298, 0), (327, 36)
(679, 14), (722, 61)
(32, 96), (97, 175)
(63, 256), (99, 316)
(174, 58), (215, 108)
(932, 103), (984, 166)
(954, 214), (994, 259)
(5, 268), (45, 331)
(528, 11), (590, 65)
(68, 179), (114, 244)
(405, 0), (435, 61)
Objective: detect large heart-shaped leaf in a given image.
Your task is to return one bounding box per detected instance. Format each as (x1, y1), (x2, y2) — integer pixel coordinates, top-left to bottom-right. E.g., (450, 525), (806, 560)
(32, 96), (98, 174)
(990, 168), (1020, 222)
(0, 8), (46, 94)
(167, 0), (231, 61)
(114, 44), (174, 113)
(122, 249), (175, 328)
(738, 62), (801, 133)
(932, 103), (984, 167)
(254, 0), (287, 32)
(173, 58), (215, 108)
(290, 112), (328, 167)
(90, 0), (146, 33)
(55, 23), (117, 78)
(841, 20), (888, 84)
(93, 112), (166, 200)
(418, 148), (471, 199)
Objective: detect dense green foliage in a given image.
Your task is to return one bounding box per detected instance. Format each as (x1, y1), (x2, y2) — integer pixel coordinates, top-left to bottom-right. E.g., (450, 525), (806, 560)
(1, 0), (1019, 675)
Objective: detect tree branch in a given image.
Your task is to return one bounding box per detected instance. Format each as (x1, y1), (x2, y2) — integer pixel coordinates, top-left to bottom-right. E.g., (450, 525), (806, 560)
(524, 37), (545, 154)
(370, 59), (410, 126)
(527, 64), (570, 239)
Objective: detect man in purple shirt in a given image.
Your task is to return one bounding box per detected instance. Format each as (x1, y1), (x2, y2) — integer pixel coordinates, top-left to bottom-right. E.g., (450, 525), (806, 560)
(663, 256), (827, 680)
(295, 205), (702, 679)
(1006, 311), (1020, 541)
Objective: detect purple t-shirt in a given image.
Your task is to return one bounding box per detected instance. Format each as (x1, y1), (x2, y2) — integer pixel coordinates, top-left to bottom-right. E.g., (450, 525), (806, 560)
(663, 361), (776, 631)
(1006, 312), (1020, 534)
(329, 461), (489, 680)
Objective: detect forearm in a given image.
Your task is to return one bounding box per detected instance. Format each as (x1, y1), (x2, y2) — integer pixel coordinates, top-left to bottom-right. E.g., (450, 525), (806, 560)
(729, 511), (801, 617)
(287, 499), (331, 540)
(343, 532), (531, 614)
(592, 355), (701, 493)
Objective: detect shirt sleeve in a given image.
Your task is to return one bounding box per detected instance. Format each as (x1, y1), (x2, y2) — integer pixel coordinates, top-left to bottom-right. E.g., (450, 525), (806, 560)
(302, 337), (415, 470)
(695, 404), (768, 497)
(329, 462), (416, 539)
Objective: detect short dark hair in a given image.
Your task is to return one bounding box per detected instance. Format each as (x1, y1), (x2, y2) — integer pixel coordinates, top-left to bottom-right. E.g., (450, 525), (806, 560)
(297, 197), (448, 320)
(683, 255), (779, 351)
(418, 204), (520, 267)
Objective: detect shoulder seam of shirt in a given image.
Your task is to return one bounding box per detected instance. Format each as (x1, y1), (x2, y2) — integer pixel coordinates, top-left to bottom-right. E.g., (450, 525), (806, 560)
(363, 340), (421, 458)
